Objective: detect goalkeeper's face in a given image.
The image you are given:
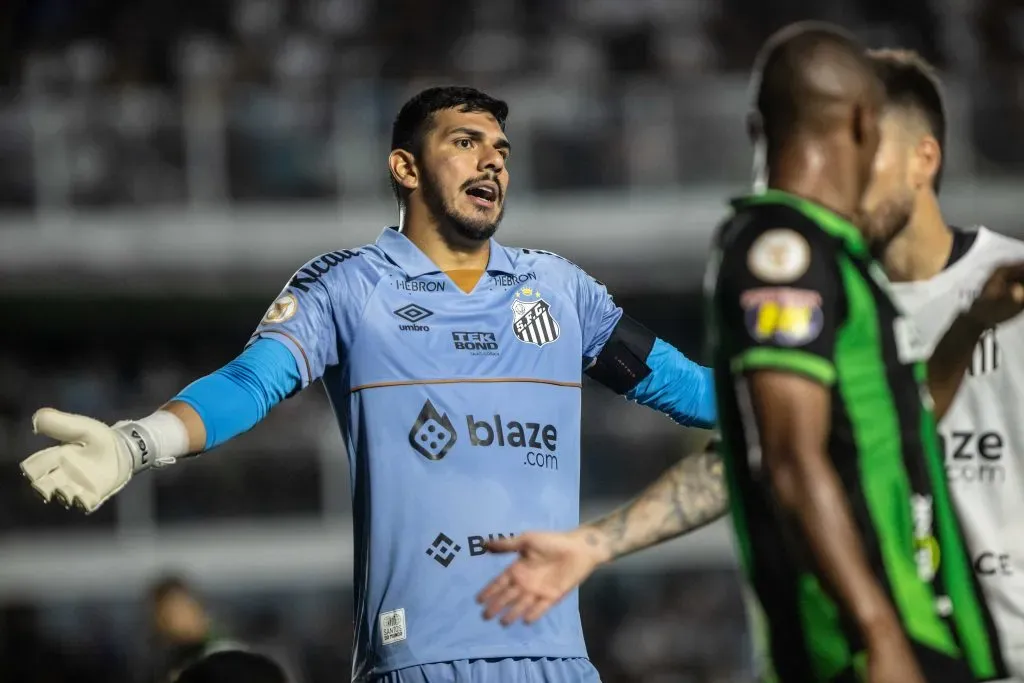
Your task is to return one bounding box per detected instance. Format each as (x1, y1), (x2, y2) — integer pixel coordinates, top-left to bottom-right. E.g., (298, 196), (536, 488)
(418, 108), (510, 244)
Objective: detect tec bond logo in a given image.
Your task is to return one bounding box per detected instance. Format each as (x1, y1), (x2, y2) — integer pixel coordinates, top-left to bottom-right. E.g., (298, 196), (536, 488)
(394, 303), (434, 332)
(452, 331), (499, 356)
(409, 401), (457, 460)
(425, 531), (517, 568)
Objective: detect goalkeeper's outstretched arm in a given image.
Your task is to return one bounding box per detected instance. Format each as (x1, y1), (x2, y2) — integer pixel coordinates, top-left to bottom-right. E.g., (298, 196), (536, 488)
(21, 337), (301, 513)
(152, 401), (206, 453)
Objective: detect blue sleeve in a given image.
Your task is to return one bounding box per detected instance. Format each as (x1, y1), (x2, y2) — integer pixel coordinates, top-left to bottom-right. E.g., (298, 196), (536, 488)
(173, 338), (302, 450)
(248, 254), (347, 388)
(626, 338), (717, 429)
(575, 269), (624, 363)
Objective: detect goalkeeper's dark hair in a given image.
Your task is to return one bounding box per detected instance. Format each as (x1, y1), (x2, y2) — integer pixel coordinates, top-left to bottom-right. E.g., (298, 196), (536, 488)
(389, 86), (509, 204)
(173, 651), (289, 683)
(867, 48), (947, 192)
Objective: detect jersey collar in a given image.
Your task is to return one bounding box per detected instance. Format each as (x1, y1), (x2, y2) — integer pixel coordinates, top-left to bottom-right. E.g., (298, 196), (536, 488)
(731, 189), (868, 258)
(376, 226), (517, 277)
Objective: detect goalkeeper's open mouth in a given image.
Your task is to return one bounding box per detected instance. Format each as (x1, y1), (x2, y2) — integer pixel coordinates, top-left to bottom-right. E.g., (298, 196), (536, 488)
(465, 180), (499, 209)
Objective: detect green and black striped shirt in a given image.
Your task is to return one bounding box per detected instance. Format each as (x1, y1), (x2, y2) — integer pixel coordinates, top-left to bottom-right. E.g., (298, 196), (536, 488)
(705, 190), (1006, 682)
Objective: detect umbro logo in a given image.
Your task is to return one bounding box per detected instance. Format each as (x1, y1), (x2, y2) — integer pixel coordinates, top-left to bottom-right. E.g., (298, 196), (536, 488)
(394, 303), (433, 323)
(394, 303), (433, 331)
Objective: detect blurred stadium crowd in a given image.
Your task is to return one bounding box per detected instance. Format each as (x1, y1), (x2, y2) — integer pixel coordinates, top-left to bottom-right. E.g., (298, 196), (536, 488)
(1, 0), (1023, 209)
(4, 0), (1024, 681)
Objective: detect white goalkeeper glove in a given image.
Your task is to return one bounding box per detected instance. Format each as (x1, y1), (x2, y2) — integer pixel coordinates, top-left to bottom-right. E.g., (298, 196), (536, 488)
(21, 408), (190, 514)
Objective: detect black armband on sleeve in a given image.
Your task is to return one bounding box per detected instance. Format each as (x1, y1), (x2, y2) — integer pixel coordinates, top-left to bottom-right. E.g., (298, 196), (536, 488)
(585, 314), (657, 395)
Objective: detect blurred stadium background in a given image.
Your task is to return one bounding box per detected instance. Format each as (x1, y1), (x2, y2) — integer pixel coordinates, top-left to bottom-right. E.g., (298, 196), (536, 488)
(2, 0), (1024, 681)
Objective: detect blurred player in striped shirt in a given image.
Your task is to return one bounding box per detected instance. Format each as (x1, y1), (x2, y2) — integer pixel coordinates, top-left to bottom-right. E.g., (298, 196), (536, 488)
(481, 38), (1024, 683)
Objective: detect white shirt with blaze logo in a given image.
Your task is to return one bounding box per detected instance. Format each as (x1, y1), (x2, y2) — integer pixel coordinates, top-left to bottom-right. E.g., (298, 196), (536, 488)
(890, 227), (1024, 678)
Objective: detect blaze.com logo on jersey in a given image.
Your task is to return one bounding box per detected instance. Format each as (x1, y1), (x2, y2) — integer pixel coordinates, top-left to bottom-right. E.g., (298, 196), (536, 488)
(409, 400), (559, 471)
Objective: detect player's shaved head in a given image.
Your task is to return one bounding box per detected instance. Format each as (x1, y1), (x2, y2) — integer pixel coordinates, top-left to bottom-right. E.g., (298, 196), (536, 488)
(747, 22), (886, 237)
(752, 22), (880, 148)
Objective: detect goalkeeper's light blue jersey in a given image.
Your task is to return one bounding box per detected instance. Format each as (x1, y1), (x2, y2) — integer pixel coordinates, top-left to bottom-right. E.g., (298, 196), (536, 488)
(248, 227), (623, 678)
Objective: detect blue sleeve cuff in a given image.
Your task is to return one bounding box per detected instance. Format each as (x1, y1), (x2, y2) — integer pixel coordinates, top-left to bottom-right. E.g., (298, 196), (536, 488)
(173, 338), (302, 450)
(626, 338), (717, 429)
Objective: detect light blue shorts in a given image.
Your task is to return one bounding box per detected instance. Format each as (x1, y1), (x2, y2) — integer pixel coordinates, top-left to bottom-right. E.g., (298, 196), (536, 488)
(374, 657), (602, 683)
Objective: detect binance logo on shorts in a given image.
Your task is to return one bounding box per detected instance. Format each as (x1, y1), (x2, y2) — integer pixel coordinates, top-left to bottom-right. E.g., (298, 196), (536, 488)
(409, 400), (457, 460)
(741, 287), (823, 347)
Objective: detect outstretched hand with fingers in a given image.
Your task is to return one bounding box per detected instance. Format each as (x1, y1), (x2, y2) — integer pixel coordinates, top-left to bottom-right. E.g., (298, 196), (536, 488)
(21, 408), (135, 513)
(477, 529), (608, 626)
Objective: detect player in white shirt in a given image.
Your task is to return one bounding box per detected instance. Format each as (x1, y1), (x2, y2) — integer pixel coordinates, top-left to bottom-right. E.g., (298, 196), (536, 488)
(479, 44), (1024, 682)
(860, 48), (1024, 679)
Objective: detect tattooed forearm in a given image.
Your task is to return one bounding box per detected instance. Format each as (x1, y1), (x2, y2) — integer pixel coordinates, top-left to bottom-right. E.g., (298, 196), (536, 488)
(581, 439), (728, 562)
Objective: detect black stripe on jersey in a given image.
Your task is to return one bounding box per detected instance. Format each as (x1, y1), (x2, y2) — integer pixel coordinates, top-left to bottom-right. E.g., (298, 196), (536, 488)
(856, 255), (965, 648)
(734, 452), (818, 682)
(951, 507), (1010, 680)
(944, 227), (979, 269)
(825, 394), (879, 656)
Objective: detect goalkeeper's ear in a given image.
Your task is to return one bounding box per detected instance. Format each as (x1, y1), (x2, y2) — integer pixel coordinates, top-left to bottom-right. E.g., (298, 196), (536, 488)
(389, 148), (419, 194)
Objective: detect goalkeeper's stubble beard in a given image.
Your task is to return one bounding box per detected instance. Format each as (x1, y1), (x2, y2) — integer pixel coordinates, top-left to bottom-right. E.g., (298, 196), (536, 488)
(421, 166), (505, 247)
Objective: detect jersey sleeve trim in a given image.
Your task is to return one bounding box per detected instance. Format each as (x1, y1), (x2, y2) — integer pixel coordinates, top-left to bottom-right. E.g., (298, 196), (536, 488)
(730, 347), (836, 386)
(248, 329), (313, 387)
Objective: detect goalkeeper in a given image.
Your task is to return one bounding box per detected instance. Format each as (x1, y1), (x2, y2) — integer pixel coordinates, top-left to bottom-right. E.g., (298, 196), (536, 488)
(20, 86), (720, 683)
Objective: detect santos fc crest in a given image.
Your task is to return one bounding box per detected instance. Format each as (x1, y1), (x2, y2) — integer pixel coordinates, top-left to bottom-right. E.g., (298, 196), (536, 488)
(511, 286), (560, 347)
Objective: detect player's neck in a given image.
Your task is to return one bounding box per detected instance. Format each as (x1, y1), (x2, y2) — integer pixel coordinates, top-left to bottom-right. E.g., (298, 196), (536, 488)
(881, 193), (952, 283)
(766, 142), (859, 221)
(399, 209), (490, 273)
